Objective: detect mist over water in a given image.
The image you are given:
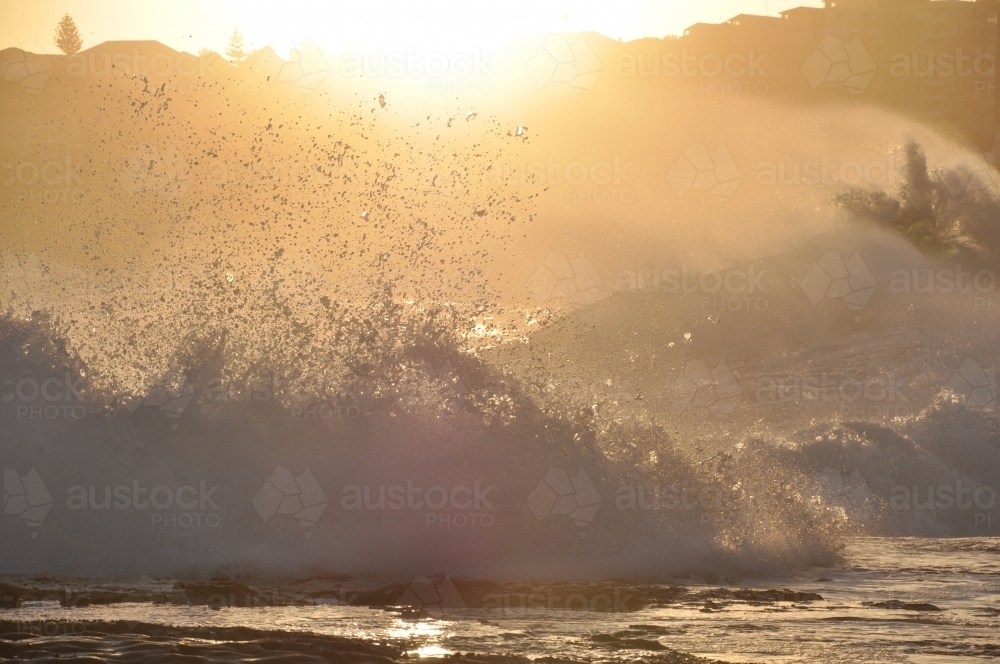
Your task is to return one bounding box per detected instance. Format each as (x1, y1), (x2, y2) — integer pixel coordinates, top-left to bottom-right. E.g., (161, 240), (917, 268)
(2, 39), (1000, 588)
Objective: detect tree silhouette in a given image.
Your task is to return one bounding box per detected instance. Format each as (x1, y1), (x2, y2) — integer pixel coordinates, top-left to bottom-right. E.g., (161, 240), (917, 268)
(226, 28), (247, 64)
(54, 14), (83, 55)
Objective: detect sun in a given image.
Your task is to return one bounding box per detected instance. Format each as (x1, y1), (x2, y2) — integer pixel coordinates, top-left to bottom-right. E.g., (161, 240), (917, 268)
(0, 0), (730, 57)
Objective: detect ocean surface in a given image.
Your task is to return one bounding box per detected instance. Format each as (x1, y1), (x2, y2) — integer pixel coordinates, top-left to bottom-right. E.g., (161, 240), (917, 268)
(1, 537), (997, 663)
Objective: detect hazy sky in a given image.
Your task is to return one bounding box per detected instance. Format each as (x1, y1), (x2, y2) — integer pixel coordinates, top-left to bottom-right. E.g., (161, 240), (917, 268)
(1, 0), (823, 54)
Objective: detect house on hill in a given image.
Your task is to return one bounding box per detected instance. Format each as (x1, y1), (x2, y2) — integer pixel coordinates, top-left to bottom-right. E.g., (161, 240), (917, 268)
(680, 0), (999, 149)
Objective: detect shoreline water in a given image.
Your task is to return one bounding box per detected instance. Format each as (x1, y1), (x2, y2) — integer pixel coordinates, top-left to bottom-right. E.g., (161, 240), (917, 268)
(1, 538), (996, 663)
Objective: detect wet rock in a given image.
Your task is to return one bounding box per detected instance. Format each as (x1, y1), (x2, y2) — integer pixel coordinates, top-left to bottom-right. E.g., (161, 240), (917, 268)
(733, 588), (823, 603)
(870, 600), (942, 611)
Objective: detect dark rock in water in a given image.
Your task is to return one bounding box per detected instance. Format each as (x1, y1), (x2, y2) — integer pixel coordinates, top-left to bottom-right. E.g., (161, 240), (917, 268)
(451, 579), (511, 606)
(338, 583), (410, 608)
(0, 583), (30, 609)
(591, 633), (619, 643)
(172, 580), (268, 608)
(0, 581), (192, 609)
(870, 600), (942, 612)
(733, 588), (823, 603)
(590, 634), (667, 650)
(904, 602), (942, 612)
